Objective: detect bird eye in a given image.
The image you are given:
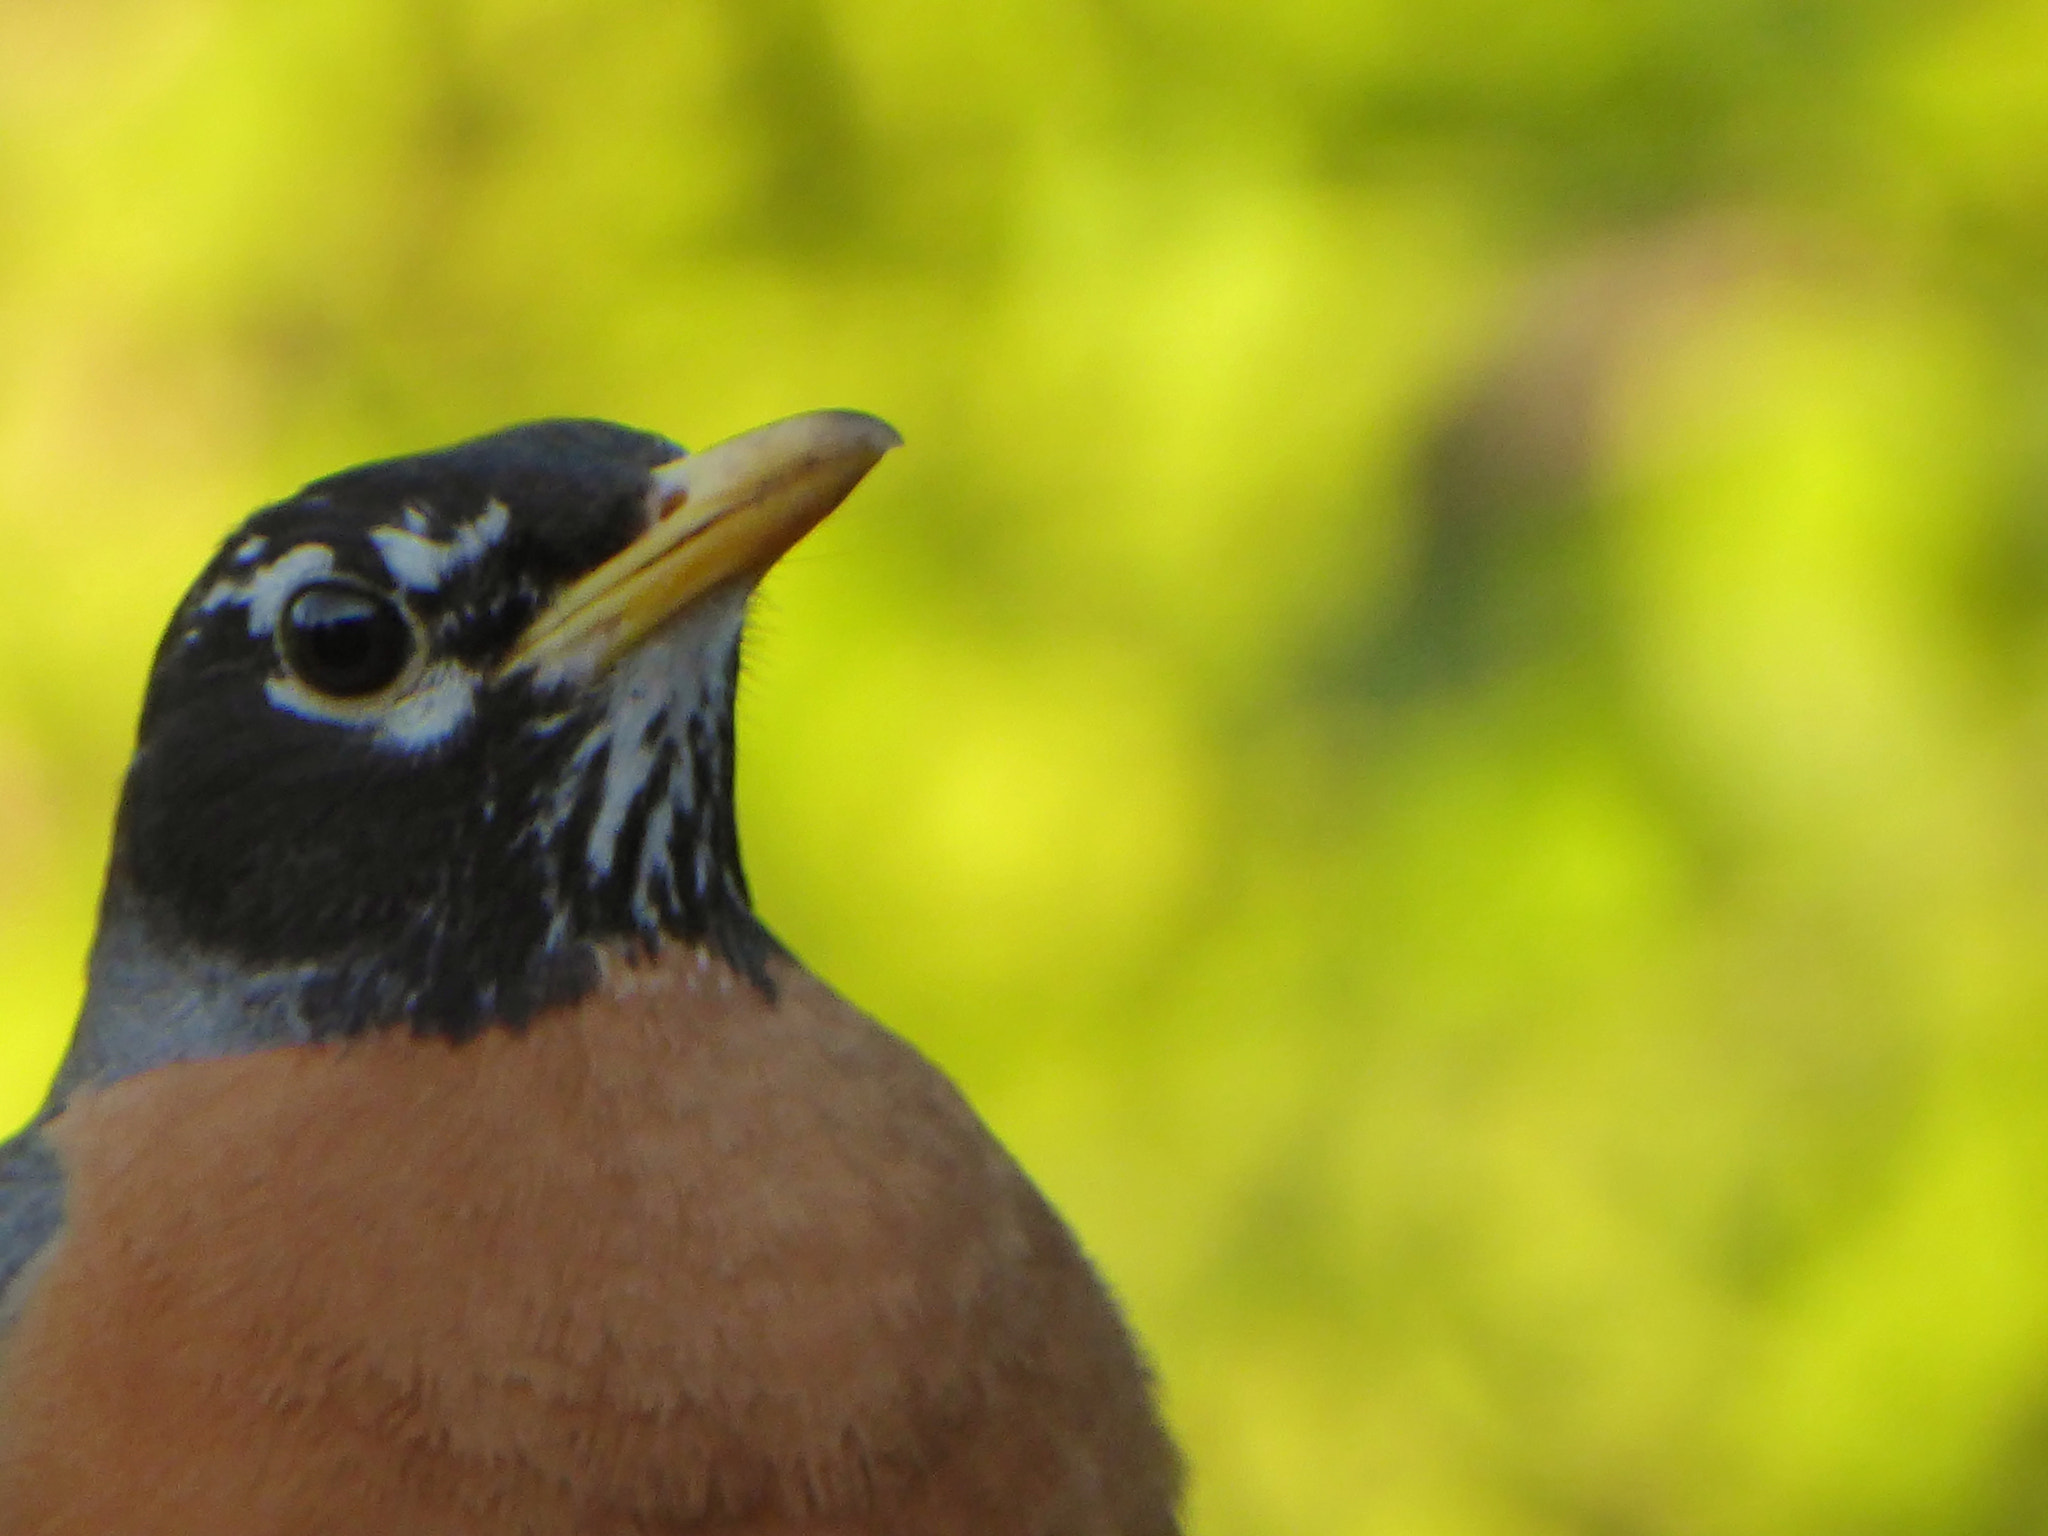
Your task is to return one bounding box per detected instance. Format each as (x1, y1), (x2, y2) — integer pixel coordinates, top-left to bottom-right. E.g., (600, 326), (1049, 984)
(277, 583), (417, 698)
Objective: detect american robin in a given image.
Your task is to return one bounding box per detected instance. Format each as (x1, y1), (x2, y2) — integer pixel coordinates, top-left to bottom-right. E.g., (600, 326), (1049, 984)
(0, 411), (1182, 1534)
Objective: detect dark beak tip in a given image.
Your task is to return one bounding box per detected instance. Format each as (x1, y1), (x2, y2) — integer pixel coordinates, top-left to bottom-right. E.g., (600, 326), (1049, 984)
(821, 409), (904, 459)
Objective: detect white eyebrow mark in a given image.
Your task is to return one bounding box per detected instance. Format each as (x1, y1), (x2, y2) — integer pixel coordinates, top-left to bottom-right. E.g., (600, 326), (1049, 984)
(232, 535), (267, 565)
(370, 500), (512, 593)
(198, 544), (336, 637)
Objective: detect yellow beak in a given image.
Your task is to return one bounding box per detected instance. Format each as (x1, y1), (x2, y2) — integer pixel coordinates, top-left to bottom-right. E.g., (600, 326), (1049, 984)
(504, 408), (901, 678)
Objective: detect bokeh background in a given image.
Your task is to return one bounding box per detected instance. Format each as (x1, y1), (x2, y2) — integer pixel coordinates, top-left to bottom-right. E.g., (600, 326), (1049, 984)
(8, 1), (2048, 1530)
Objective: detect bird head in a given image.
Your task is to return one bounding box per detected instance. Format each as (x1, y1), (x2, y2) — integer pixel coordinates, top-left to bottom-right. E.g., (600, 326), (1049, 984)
(96, 411), (899, 1049)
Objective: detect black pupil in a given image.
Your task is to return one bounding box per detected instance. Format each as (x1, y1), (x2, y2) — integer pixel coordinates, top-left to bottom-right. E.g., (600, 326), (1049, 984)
(280, 584), (413, 697)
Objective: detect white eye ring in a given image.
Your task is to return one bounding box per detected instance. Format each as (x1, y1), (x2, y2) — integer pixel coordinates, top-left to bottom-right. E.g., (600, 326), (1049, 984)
(262, 580), (480, 754)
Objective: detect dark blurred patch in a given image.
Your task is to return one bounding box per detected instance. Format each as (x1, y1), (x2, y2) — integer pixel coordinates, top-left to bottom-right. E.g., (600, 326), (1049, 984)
(1317, 224), (1770, 706)
(1962, 379), (2048, 700)
(714, 0), (877, 258)
(1986, 1386), (2048, 1536)
(1324, 262), (1626, 704)
(1373, 322), (1611, 700)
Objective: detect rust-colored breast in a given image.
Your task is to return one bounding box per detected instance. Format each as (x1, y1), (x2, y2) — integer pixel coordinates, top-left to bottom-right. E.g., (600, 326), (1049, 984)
(0, 951), (1180, 1535)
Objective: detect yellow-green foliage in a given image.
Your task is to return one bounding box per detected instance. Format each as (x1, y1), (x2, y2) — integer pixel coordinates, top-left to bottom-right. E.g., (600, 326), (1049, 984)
(7, 2), (2048, 1531)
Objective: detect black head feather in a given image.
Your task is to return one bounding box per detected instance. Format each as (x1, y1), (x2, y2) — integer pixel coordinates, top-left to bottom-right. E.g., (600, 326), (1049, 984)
(108, 419), (774, 1045)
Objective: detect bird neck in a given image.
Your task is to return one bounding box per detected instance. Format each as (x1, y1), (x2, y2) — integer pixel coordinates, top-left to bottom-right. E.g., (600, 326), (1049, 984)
(52, 878), (779, 1112)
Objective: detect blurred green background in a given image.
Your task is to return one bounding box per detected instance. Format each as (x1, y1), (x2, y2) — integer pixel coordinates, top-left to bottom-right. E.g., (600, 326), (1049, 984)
(9, 0), (2048, 1530)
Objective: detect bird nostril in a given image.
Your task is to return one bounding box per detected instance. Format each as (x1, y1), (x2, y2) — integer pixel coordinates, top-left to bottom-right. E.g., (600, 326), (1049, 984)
(646, 455), (694, 523)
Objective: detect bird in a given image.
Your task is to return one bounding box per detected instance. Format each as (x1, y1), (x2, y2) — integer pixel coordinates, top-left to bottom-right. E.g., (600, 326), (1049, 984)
(0, 411), (1183, 1534)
